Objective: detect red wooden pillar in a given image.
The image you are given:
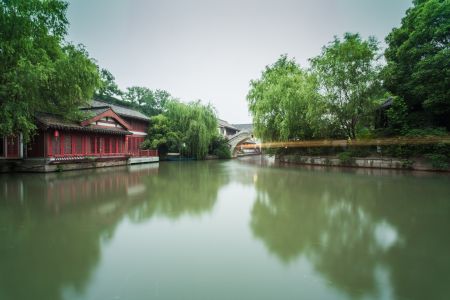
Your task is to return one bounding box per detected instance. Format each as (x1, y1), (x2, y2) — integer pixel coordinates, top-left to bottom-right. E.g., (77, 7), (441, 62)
(115, 138), (118, 154)
(94, 136), (98, 154)
(124, 136), (129, 154)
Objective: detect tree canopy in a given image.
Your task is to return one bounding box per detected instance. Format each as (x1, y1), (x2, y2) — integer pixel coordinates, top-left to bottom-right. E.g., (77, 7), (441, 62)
(0, 0), (100, 140)
(383, 0), (450, 129)
(143, 100), (220, 160)
(310, 33), (383, 139)
(123, 87), (171, 116)
(96, 69), (122, 100)
(94, 68), (172, 117)
(247, 55), (324, 142)
(248, 34), (383, 142)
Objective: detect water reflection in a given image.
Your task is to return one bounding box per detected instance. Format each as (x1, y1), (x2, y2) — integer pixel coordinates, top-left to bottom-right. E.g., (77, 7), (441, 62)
(1, 159), (449, 300)
(0, 162), (229, 300)
(249, 164), (450, 300)
(128, 161), (230, 222)
(0, 165), (158, 300)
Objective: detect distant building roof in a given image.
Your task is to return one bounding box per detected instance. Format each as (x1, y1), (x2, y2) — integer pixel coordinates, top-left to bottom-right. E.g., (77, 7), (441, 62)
(218, 119), (239, 131)
(90, 100), (151, 121)
(232, 123), (253, 132)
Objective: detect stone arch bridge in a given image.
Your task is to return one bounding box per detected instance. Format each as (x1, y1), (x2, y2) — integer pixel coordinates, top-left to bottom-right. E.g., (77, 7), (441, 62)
(227, 131), (254, 157)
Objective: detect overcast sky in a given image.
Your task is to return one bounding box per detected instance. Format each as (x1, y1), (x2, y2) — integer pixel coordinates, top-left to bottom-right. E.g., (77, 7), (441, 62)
(67, 0), (412, 124)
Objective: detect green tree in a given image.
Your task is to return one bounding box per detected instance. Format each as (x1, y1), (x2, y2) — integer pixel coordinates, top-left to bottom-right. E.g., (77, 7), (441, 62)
(123, 86), (153, 106)
(247, 55), (324, 142)
(151, 89), (171, 115)
(0, 0), (100, 140)
(95, 68), (122, 101)
(122, 87), (171, 116)
(386, 96), (409, 134)
(209, 134), (231, 159)
(383, 0), (450, 128)
(166, 100), (218, 159)
(142, 114), (182, 155)
(143, 100), (219, 160)
(310, 33), (383, 139)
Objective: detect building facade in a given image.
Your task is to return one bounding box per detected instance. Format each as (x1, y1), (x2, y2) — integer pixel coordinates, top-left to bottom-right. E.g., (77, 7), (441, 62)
(218, 119), (240, 137)
(0, 100), (157, 172)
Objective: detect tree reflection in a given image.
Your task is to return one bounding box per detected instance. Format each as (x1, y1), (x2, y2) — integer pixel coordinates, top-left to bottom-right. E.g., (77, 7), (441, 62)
(127, 161), (230, 221)
(0, 162), (229, 300)
(250, 167), (450, 300)
(0, 166), (157, 300)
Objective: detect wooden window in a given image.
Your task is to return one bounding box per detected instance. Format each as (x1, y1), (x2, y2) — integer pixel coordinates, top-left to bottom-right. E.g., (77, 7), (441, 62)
(6, 136), (19, 157)
(52, 136), (61, 155)
(85, 136), (91, 154)
(64, 134), (72, 155)
(104, 137), (110, 153)
(74, 135), (82, 154)
(90, 137), (96, 154)
(97, 137), (102, 154)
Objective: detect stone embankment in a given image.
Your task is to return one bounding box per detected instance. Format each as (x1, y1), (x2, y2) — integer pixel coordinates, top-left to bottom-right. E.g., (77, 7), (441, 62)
(277, 155), (449, 172)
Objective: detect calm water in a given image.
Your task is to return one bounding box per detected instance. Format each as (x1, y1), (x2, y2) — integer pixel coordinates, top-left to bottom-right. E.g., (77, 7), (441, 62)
(1, 157), (450, 300)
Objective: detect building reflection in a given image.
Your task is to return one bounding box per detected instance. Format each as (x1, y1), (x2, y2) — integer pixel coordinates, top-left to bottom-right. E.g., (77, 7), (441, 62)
(0, 161), (229, 300)
(248, 166), (450, 300)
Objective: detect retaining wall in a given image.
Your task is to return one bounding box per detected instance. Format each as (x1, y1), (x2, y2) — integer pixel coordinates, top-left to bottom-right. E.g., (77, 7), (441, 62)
(277, 155), (448, 172)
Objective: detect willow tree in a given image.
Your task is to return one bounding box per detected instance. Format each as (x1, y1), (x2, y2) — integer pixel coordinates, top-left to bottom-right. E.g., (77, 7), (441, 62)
(247, 55), (325, 142)
(149, 100), (218, 159)
(0, 0), (100, 140)
(310, 33), (383, 139)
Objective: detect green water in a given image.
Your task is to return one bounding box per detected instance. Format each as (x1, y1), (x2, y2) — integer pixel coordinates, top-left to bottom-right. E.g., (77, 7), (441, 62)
(1, 156), (450, 300)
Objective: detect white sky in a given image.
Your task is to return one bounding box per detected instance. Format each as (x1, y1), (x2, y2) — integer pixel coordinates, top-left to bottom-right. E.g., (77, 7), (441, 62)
(67, 0), (412, 124)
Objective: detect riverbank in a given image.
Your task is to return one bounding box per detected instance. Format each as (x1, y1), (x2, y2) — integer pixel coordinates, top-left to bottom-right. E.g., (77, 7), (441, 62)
(0, 156), (159, 173)
(276, 154), (450, 172)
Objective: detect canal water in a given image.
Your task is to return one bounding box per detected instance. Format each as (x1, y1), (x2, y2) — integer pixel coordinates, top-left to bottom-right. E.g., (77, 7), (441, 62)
(1, 156), (450, 300)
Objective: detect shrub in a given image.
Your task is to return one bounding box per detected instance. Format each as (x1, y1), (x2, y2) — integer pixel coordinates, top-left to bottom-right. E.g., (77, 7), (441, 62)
(209, 135), (231, 159)
(338, 152), (354, 165)
(400, 159), (414, 169)
(425, 154), (449, 170)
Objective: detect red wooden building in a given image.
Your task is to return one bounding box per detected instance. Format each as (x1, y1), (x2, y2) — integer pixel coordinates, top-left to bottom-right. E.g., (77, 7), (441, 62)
(0, 100), (157, 165)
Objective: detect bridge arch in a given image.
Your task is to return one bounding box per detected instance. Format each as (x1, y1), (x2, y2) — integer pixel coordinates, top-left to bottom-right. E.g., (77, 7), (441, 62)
(227, 131), (254, 157)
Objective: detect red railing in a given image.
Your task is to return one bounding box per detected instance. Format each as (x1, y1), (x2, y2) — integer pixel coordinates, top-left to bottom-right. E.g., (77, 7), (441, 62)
(50, 152), (128, 161)
(49, 150), (158, 160)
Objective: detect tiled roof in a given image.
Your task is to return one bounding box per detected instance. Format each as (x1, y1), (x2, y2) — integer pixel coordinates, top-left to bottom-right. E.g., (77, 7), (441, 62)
(91, 100), (150, 121)
(232, 123), (253, 132)
(35, 112), (131, 135)
(218, 119), (239, 131)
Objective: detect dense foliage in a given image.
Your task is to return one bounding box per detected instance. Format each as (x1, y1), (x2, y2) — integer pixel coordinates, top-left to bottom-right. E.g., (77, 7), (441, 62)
(311, 33), (383, 139)
(0, 0), (100, 140)
(383, 0), (450, 129)
(95, 68), (172, 117)
(248, 34), (382, 142)
(247, 2), (448, 168)
(142, 100), (221, 160)
(209, 135), (231, 159)
(247, 55), (325, 142)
